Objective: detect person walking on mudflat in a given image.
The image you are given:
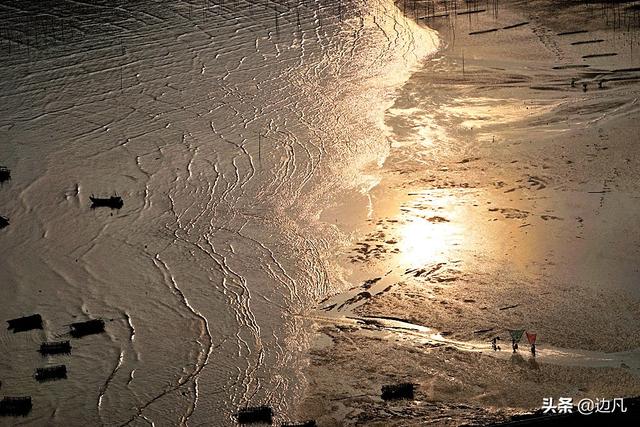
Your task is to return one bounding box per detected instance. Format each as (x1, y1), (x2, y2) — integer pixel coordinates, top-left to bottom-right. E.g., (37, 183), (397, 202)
(509, 329), (525, 353)
(526, 332), (537, 357)
(491, 337), (501, 351)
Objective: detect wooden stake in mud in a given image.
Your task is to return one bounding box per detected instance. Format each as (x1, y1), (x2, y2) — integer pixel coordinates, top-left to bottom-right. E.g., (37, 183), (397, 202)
(462, 49), (465, 76)
(120, 38), (124, 90)
(258, 132), (262, 167)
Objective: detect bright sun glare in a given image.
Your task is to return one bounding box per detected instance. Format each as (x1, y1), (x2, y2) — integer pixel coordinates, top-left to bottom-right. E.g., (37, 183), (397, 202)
(397, 197), (462, 269)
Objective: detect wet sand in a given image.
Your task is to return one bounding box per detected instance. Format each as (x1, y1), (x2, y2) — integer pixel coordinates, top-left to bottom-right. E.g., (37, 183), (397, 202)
(1, 1), (639, 425)
(0, 1), (437, 424)
(301, 1), (640, 425)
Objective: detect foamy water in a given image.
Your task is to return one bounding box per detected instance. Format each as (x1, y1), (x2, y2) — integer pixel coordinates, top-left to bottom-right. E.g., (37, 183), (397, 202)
(0, 0), (437, 424)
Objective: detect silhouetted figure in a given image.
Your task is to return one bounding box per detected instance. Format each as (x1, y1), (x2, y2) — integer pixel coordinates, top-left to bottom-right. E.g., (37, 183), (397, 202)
(582, 82), (588, 92)
(570, 78), (576, 88)
(531, 343), (536, 357)
(491, 337), (501, 351)
(512, 339), (518, 353)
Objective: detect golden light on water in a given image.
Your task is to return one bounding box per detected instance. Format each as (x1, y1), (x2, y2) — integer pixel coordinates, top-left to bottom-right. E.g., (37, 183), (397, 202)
(445, 97), (553, 130)
(397, 196), (462, 268)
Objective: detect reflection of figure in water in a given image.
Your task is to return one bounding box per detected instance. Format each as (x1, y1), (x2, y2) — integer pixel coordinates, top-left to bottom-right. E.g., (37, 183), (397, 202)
(531, 342), (536, 357)
(512, 339), (518, 353)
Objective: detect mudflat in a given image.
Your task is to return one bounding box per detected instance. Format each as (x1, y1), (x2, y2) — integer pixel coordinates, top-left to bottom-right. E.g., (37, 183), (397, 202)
(301, 1), (640, 425)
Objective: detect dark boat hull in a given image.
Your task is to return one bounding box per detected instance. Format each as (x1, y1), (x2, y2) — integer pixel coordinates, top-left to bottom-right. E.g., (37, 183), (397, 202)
(90, 196), (123, 209)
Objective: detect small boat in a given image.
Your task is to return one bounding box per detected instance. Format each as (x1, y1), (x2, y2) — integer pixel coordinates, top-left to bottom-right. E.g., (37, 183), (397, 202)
(0, 397), (32, 417)
(7, 314), (42, 333)
(0, 166), (10, 183)
(282, 421), (317, 427)
(236, 406), (273, 424)
(69, 318), (105, 338)
(34, 365), (67, 382)
(39, 341), (72, 356)
(381, 382), (414, 401)
(90, 195), (123, 209)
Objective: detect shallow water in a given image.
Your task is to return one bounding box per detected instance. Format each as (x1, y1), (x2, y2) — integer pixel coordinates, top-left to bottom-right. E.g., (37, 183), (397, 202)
(0, 0), (438, 424)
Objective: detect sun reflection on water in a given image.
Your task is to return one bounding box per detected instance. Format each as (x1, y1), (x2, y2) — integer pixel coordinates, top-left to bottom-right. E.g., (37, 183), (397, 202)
(397, 196), (463, 269)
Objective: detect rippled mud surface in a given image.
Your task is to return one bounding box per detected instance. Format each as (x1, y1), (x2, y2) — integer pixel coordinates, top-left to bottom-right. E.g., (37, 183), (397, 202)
(0, 1), (437, 424)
